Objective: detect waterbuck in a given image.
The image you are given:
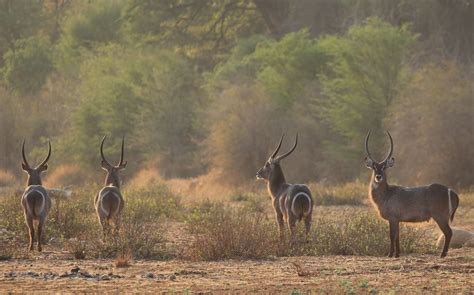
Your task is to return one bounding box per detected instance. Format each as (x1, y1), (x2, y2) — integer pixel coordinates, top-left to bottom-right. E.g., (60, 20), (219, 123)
(95, 136), (126, 234)
(364, 130), (459, 258)
(20, 140), (52, 251)
(256, 134), (313, 242)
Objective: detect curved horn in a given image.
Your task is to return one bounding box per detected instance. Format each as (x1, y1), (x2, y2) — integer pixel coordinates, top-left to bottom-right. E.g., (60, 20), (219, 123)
(118, 136), (127, 167)
(100, 136), (113, 168)
(270, 134), (285, 159)
(382, 130), (394, 163)
(37, 140), (51, 168)
(365, 130), (376, 163)
(22, 140), (31, 169)
(274, 134), (298, 161)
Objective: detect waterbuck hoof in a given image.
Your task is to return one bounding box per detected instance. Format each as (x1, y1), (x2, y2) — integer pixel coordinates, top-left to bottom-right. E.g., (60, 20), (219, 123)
(37, 246), (42, 252)
(387, 253), (393, 258)
(440, 252), (447, 258)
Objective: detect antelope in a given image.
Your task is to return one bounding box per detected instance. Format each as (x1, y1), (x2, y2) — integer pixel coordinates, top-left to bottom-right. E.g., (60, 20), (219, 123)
(256, 134), (313, 242)
(95, 136), (126, 234)
(364, 130), (459, 258)
(20, 140), (52, 252)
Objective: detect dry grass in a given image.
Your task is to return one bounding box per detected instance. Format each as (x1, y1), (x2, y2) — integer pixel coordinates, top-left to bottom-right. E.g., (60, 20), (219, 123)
(185, 204), (278, 260)
(0, 184), (178, 260)
(44, 164), (91, 188)
(0, 170), (17, 187)
(460, 190), (474, 208)
(185, 203), (435, 260)
(127, 165), (162, 189)
(115, 251), (132, 268)
(309, 181), (366, 206)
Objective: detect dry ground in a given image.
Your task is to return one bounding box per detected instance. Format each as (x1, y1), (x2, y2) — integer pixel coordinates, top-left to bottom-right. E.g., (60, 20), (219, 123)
(1, 249), (473, 293)
(1, 185), (473, 293)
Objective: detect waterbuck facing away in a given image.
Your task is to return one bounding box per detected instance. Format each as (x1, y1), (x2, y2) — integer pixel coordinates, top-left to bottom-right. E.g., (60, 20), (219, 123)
(95, 136), (127, 233)
(21, 140), (52, 251)
(256, 134), (313, 242)
(364, 130), (459, 258)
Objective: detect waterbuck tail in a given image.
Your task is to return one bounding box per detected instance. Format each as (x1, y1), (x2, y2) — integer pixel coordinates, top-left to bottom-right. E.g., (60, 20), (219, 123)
(291, 192), (311, 221)
(26, 191), (45, 217)
(448, 189), (459, 223)
(101, 191), (120, 220)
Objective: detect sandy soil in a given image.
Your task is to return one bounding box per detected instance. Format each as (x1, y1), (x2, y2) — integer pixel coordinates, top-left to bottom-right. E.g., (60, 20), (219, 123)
(1, 248), (473, 294)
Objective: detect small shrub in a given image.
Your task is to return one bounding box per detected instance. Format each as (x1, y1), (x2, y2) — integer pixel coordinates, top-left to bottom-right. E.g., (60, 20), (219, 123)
(125, 184), (183, 221)
(87, 219), (167, 259)
(229, 192), (267, 213)
(184, 202), (434, 260)
(0, 170), (17, 187)
(185, 203), (278, 260)
(115, 251), (131, 268)
(65, 238), (87, 259)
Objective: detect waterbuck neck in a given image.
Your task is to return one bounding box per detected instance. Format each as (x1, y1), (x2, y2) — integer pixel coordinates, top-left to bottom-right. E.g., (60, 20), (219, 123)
(26, 175), (42, 187)
(369, 170), (389, 203)
(267, 163), (287, 198)
(105, 172), (121, 188)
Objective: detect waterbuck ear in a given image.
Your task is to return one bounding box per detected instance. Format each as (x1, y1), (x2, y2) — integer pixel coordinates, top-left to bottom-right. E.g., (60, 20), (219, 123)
(386, 157), (395, 167)
(118, 161), (127, 170)
(101, 160), (111, 171)
(38, 164), (48, 172)
(21, 162), (30, 172)
(364, 157), (373, 169)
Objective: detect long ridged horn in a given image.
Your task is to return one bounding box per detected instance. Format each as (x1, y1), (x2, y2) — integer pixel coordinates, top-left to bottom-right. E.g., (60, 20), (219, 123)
(274, 134), (298, 161)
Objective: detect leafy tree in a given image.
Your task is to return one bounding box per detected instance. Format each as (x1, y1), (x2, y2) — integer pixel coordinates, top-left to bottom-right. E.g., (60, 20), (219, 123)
(0, 0), (44, 66)
(2, 37), (53, 95)
(122, 0), (266, 68)
(388, 62), (474, 188)
(318, 18), (416, 159)
(67, 45), (201, 177)
(204, 32), (327, 183)
(207, 30), (324, 107)
(133, 51), (202, 178)
(56, 0), (125, 74)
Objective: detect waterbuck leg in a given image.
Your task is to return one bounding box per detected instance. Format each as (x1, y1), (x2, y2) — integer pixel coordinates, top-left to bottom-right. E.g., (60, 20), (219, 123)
(388, 220), (398, 258)
(113, 216), (122, 235)
(276, 212), (285, 242)
(394, 221), (400, 258)
(304, 215), (312, 243)
(288, 215), (297, 244)
(434, 218), (452, 258)
(37, 216), (45, 252)
(26, 215), (35, 251)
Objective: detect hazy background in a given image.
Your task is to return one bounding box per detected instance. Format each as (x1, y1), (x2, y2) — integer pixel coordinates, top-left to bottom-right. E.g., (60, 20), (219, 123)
(0, 0), (472, 190)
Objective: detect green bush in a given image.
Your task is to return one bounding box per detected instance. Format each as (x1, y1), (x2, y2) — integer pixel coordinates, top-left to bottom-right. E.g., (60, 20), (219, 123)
(2, 37), (53, 95)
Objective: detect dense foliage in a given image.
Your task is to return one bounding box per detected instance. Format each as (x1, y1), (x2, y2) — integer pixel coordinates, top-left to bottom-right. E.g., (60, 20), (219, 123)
(0, 0), (472, 188)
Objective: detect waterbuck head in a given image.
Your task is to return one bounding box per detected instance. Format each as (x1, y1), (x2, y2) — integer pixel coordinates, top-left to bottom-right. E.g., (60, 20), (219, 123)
(364, 130), (395, 183)
(21, 140), (51, 186)
(100, 136), (127, 188)
(256, 134), (298, 181)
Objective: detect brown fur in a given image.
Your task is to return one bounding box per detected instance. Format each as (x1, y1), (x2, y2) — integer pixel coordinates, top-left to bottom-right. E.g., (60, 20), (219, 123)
(365, 131), (459, 258)
(257, 134), (313, 242)
(95, 136), (127, 234)
(20, 141), (52, 252)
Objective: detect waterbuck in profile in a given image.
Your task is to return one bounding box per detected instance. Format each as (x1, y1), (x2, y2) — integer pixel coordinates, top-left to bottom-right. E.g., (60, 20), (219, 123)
(95, 136), (126, 234)
(256, 134), (313, 242)
(364, 130), (459, 258)
(21, 140), (52, 251)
